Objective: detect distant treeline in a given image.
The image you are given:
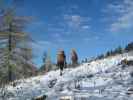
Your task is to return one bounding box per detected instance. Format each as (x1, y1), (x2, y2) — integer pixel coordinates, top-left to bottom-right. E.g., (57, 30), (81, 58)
(82, 42), (133, 63)
(40, 42), (133, 73)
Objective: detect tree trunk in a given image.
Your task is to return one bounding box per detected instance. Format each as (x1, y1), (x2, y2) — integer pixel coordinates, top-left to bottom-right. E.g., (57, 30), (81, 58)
(8, 24), (12, 82)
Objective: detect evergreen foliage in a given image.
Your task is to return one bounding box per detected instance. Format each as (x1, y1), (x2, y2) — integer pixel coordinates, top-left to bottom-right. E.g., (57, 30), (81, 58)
(0, 1), (35, 84)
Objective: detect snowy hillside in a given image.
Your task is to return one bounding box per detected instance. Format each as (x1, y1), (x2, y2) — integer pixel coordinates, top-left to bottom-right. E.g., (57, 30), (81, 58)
(0, 52), (133, 100)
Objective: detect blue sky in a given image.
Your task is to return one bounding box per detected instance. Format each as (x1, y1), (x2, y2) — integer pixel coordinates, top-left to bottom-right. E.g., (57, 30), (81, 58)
(3, 0), (133, 67)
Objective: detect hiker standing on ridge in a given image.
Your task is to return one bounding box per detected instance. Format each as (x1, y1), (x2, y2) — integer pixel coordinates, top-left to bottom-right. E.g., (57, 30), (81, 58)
(57, 50), (66, 76)
(71, 49), (78, 67)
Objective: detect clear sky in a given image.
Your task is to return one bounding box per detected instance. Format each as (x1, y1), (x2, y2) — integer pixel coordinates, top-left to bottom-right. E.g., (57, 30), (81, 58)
(3, 0), (133, 67)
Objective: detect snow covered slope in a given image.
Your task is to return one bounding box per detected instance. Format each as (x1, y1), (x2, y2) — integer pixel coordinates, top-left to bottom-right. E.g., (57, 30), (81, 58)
(0, 52), (133, 100)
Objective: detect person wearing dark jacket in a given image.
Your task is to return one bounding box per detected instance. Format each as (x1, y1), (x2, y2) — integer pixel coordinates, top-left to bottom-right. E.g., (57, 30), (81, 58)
(57, 50), (66, 76)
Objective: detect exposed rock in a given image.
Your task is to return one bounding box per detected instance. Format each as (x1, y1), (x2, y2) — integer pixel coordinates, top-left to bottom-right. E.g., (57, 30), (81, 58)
(32, 94), (47, 100)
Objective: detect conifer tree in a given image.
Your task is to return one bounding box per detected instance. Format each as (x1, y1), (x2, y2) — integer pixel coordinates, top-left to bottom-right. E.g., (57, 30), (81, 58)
(0, 1), (33, 82)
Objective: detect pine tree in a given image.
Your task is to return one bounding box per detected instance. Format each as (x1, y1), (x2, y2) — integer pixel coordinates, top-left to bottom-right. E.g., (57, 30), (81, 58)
(41, 50), (52, 72)
(115, 46), (123, 54)
(125, 42), (133, 52)
(106, 51), (111, 57)
(45, 50), (52, 72)
(0, 2), (33, 83)
(97, 54), (104, 59)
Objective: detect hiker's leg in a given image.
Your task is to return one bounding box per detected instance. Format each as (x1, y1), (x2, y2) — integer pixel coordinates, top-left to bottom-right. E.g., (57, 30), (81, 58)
(60, 63), (64, 76)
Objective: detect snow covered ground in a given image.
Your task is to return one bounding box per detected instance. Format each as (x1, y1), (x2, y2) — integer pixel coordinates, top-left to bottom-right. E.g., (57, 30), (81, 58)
(0, 52), (133, 100)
